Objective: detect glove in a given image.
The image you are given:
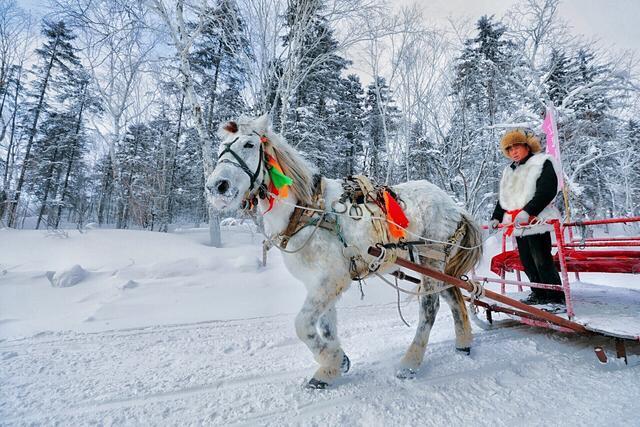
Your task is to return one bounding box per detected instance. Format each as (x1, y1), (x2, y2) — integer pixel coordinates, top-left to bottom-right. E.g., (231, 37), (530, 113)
(489, 219), (500, 230)
(514, 210), (530, 226)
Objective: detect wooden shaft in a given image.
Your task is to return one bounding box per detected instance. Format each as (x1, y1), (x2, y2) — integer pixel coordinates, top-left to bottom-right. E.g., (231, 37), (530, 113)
(368, 247), (588, 333)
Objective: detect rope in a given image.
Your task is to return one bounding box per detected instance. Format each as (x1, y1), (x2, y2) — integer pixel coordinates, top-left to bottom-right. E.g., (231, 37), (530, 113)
(260, 213), (326, 254)
(266, 192), (488, 251)
(395, 275), (411, 327)
(265, 192), (552, 252)
(373, 272), (452, 297)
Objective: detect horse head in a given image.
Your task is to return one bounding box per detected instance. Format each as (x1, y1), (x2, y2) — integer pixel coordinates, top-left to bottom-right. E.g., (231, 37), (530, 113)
(206, 114), (270, 211)
(206, 114), (316, 212)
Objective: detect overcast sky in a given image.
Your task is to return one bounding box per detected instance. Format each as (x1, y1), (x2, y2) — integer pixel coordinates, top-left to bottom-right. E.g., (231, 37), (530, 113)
(18, 0), (640, 53)
(417, 0), (640, 53)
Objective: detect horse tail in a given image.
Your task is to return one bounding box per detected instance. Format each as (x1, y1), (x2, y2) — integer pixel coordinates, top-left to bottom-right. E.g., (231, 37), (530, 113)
(444, 213), (483, 279)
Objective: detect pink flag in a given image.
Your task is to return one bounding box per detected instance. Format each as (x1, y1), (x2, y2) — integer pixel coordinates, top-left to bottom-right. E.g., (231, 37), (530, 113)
(542, 103), (564, 188)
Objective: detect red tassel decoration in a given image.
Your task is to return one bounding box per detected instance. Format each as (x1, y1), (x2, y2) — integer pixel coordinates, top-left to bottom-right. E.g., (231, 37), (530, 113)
(264, 182), (279, 213)
(383, 190), (409, 239)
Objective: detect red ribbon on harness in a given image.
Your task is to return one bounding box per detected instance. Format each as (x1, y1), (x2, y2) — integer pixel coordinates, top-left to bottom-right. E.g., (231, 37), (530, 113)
(383, 190), (409, 239)
(504, 209), (523, 237)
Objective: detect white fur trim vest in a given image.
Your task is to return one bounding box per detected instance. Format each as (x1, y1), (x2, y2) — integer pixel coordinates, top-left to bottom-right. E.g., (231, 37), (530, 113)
(499, 153), (561, 237)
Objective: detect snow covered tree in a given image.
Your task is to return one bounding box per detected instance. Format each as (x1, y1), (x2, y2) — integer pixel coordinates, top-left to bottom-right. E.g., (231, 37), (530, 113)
(280, 0), (351, 175)
(330, 74), (365, 177)
(190, 0), (250, 139)
(448, 15), (525, 215)
(6, 20), (81, 227)
(115, 123), (154, 229)
(544, 48), (630, 218)
(363, 76), (399, 182)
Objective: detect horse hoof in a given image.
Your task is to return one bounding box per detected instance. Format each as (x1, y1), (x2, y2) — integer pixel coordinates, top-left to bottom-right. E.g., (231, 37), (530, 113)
(396, 367), (416, 380)
(456, 347), (471, 356)
(306, 378), (329, 390)
(341, 354), (351, 374)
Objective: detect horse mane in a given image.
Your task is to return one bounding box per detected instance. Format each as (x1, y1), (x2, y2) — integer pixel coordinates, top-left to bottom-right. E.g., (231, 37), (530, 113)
(225, 115), (317, 205)
(264, 129), (317, 205)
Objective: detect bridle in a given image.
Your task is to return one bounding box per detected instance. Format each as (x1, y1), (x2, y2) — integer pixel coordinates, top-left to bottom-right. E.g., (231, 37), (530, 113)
(215, 133), (270, 209)
(216, 135), (265, 193)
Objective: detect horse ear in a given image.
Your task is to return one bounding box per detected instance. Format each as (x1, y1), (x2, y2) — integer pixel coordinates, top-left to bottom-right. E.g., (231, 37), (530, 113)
(253, 114), (270, 134)
(217, 121), (238, 139)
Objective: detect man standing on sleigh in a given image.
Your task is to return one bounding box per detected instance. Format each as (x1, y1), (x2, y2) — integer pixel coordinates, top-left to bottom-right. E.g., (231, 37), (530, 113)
(490, 128), (565, 305)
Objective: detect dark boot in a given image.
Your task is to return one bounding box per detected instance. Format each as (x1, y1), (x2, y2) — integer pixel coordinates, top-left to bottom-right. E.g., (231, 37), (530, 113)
(545, 290), (566, 304)
(520, 290), (548, 305)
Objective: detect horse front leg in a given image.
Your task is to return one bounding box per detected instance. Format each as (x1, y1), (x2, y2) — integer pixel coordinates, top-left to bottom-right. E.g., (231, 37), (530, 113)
(295, 281), (348, 389)
(318, 306), (350, 374)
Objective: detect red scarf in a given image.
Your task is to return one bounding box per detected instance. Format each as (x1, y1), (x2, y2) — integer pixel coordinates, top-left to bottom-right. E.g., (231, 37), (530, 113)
(504, 209), (523, 237)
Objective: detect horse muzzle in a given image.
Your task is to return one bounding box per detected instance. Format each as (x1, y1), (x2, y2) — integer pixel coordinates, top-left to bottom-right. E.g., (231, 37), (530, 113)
(206, 177), (239, 210)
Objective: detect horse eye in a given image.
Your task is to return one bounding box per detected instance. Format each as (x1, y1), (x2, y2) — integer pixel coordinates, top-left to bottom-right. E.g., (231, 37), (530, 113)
(243, 142), (255, 148)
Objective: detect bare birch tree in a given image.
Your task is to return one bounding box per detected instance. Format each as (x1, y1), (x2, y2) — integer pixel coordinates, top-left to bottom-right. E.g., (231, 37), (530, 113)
(150, 0), (223, 246)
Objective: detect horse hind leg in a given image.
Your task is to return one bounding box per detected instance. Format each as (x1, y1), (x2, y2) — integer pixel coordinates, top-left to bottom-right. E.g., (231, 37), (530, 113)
(441, 287), (473, 354)
(295, 280), (349, 389)
(397, 278), (440, 379)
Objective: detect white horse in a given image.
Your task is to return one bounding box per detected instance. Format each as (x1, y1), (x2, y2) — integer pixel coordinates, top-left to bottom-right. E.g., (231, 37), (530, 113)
(207, 115), (483, 388)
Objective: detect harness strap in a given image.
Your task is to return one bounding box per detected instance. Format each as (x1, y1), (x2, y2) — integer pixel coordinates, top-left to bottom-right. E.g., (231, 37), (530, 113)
(280, 206), (306, 249)
(279, 174), (325, 249)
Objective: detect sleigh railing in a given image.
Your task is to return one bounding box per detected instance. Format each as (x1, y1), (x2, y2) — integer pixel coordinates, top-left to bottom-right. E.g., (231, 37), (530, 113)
(473, 217), (640, 320)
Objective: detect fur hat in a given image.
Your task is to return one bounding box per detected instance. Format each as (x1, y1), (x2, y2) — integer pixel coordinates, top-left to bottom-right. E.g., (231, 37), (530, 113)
(500, 128), (542, 158)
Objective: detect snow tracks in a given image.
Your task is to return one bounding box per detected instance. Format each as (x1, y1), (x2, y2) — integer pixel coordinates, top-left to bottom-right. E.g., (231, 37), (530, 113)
(2, 305), (639, 426)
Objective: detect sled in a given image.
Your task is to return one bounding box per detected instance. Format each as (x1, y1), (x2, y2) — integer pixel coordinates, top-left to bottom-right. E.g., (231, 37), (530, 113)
(369, 217), (640, 364)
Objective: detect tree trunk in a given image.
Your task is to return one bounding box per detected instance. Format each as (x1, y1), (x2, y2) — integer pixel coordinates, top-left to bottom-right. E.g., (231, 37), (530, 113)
(152, 0), (220, 246)
(164, 93), (185, 230)
(55, 88), (87, 229)
(208, 206), (221, 247)
(97, 157), (113, 226)
(7, 35), (61, 227)
(205, 40), (223, 136)
(36, 143), (61, 229)
(117, 140), (139, 229)
(0, 66), (23, 222)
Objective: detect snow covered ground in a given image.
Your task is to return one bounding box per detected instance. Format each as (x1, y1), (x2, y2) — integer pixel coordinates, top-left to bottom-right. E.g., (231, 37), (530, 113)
(1, 226), (639, 425)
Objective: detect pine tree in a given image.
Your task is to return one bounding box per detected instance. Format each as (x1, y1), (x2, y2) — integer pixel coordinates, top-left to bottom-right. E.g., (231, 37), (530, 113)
(190, 0), (250, 138)
(32, 112), (73, 229)
(6, 20), (80, 227)
(363, 76), (399, 182)
(115, 123), (153, 228)
(448, 15), (524, 215)
(545, 48), (571, 106)
(331, 74), (365, 177)
(281, 0), (350, 175)
(53, 72), (101, 228)
(551, 48), (622, 217)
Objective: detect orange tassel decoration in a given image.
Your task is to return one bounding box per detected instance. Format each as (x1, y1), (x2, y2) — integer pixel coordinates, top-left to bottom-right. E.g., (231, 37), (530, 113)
(383, 190), (409, 239)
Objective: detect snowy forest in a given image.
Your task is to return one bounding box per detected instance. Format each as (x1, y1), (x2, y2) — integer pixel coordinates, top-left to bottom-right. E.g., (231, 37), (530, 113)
(1, 0), (638, 237)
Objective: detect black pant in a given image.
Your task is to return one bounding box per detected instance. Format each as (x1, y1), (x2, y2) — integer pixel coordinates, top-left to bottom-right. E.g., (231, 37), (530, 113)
(515, 232), (563, 296)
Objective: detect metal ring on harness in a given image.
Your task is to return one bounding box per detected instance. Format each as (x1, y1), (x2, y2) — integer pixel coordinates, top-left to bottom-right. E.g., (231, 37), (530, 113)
(368, 243), (386, 272)
(349, 204), (363, 220)
(331, 200), (347, 214)
(463, 275), (485, 300)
